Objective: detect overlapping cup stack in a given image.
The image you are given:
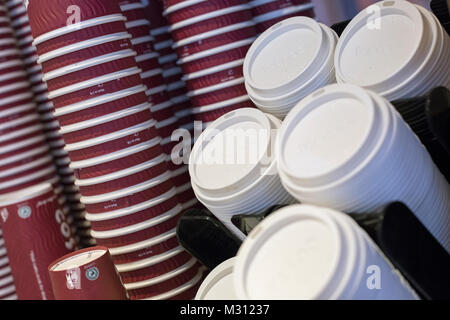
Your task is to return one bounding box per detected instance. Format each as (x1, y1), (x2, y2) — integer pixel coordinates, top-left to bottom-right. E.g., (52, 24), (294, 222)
(234, 204), (420, 299)
(3, 0), (93, 247)
(161, 0), (258, 125)
(249, 0), (315, 33)
(244, 16), (338, 119)
(0, 183), (76, 300)
(189, 108), (296, 239)
(26, 0), (203, 300)
(335, 0), (450, 101)
(277, 84), (450, 253)
(0, 229), (16, 300)
(119, 0), (199, 212)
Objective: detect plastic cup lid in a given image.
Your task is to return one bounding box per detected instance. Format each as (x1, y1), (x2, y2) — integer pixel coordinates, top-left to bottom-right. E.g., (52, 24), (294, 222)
(189, 107), (272, 195)
(334, 1), (425, 90)
(173, 21), (255, 48)
(178, 38), (256, 65)
(234, 204), (358, 300)
(195, 257), (237, 300)
(170, 4), (251, 31)
(244, 17), (330, 97)
(277, 84), (388, 187)
(33, 14), (127, 46)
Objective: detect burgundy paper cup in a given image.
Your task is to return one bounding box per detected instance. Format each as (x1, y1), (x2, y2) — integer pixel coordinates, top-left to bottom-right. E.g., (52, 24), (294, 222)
(61, 107), (153, 144)
(120, 2), (148, 21)
(66, 121), (159, 161)
(0, 183), (76, 300)
(77, 157), (170, 197)
(171, 8), (253, 41)
(82, 173), (175, 214)
(0, 104), (36, 124)
(40, 37), (133, 73)
(163, 67), (183, 84)
(0, 115), (41, 136)
(0, 145), (49, 172)
(28, 0), (122, 38)
(171, 97), (192, 113)
(252, 0), (311, 16)
(126, 22), (152, 39)
(0, 85), (31, 101)
(171, 171), (191, 188)
(56, 86), (148, 126)
(131, 37), (155, 56)
(34, 20), (128, 56)
(165, 0), (244, 24)
(0, 159), (53, 184)
(72, 142), (166, 180)
(151, 28), (172, 44)
(50, 70), (143, 110)
(0, 168), (58, 195)
(179, 42), (252, 74)
(141, 70), (166, 90)
(45, 54), (137, 92)
(48, 246), (128, 300)
(117, 249), (192, 283)
(92, 209), (182, 248)
(87, 192), (180, 232)
(184, 60), (244, 91)
(156, 119), (180, 140)
(175, 24), (257, 58)
(189, 81), (247, 107)
(0, 123), (44, 149)
(255, 7), (315, 32)
(127, 263), (200, 299)
(136, 54), (161, 74)
(167, 85), (188, 101)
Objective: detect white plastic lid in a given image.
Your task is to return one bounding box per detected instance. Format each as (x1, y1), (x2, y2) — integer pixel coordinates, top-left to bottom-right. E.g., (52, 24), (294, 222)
(234, 204), (349, 300)
(335, 1), (424, 90)
(195, 258), (237, 300)
(50, 249), (106, 271)
(244, 17), (327, 96)
(189, 108), (271, 196)
(277, 84), (384, 187)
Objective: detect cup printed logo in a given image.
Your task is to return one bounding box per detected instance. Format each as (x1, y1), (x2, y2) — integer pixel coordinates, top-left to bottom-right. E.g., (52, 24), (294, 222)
(0, 208), (8, 223)
(85, 267), (100, 281)
(66, 268), (81, 290)
(18, 206), (32, 219)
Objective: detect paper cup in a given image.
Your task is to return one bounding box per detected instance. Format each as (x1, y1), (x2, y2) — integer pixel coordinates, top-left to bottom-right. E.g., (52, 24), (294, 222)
(0, 183), (76, 300)
(188, 79), (247, 107)
(192, 96), (255, 122)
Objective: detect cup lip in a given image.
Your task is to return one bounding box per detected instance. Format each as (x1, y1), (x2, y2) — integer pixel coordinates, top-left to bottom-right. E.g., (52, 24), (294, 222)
(233, 204), (343, 300)
(90, 204), (182, 239)
(0, 155), (53, 179)
(59, 102), (150, 134)
(154, 39), (174, 50)
(114, 243), (183, 271)
(188, 77), (244, 97)
(172, 21), (255, 48)
(124, 258), (197, 290)
(0, 136), (45, 156)
(147, 270), (204, 300)
(164, 0), (206, 16)
(125, 19), (150, 29)
(141, 68), (163, 79)
(0, 48), (20, 59)
(0, 284), (15, 297)
(178, 37), (256, 65)
(48, 67), (141, 99)
(54, 85), (146, 116)
(150, 100), (173, 112)
(119, 2), (145, 11)
(195, 257), (235, 300)
(48, 246), (109, 272)
(0, 255), (9, 268)
(253, 2), (314, 23)
(162, 66), (181, 78)
(7, 3), (26, 17)
(189, 107), (271, 194)
(0, 113), (39, 132)
(65, 119), (157, 151)
(11, 14), (28, 28)
(334, 0), (425, 92)
(69, 139), (162, 169)
(145, 84), (167, 96)
(43, 49), (137, 81)
(170, 4), (251, 32)
(136, 51), (160, 62)
(155, 115), (178, 129)
(0, 123), (43, 144)
(150, 26), (170, 37)
(33, 14), (127, 46)
(158, 53), (178, 64)
(171, 94), (190, 104)
(0, 102), (35, 119)
(166, 80), (185, 92)
(182, 58), (244, 81)
(0, 27), (14, 35)
(130, 35), (155, 46)
(37, 32), (132, 64)
(191, 94), (249, 114)
(85, 187), (177, 222)
(248, 0), (277, 8)
(75, 154), (166, 187)
(0, 182), (53, 206)
(80, 170), (172, 204)
(0, 38), (16, 46)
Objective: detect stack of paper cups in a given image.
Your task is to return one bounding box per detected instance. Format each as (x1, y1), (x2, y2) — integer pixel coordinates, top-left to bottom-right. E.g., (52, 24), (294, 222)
(189, 108), (296, 239)
(0, 229), (16, 300)
(4, 0), (92, 247)
(234, 204), (419, 299)
(0, 183), (76, 300)
(119, 0), (199, 212)
(277, 83), (450, 253)
(249, 0), (315, 33)
(244, 16), (338, 119)
(49, 246), (128, 300)
(163, 0), (257, 122)
(335, 0), (450, 101)
(27, 0), (202, 300)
